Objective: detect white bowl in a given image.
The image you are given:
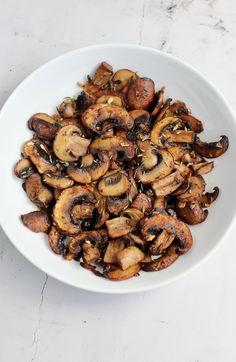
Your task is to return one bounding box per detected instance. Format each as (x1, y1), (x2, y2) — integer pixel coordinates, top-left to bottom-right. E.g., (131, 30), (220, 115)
(0, 44), (235, 294)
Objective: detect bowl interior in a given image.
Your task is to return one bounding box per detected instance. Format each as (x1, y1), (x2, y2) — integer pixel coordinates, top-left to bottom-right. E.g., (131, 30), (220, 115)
(0, 44), (235, 293)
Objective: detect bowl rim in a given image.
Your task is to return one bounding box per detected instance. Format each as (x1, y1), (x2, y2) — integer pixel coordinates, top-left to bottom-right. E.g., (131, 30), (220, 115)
(1, 43), (236, 294)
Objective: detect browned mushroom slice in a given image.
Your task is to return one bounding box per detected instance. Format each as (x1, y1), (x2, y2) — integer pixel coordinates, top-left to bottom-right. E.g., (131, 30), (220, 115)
(131, 193), (152, 213)
(105, 263), (141, 281)
(178, 114), (203, 133)
(167, 145), (188, 162)
(168, 101), (189, 115)
(82, 243), (100, 264)
(192, 135), (229, 158)
(53, 125), (91, 162)
(67, 153), (110, 184)
(54, 188), (61, 200)
(164, 130), (195, 144)
(150, 87), (165, 117)
(155, 98), (172, 121)
(96, 93), (124, 107)
(177, 175), (205, 202)
(71, 204), (95, 222)
(127, 77), (155, 110)
(82, 104), (133, 134)
(58, 98), (77, 118)
(154, 196), (167, 210)
(128, 233), (146, 248)
(176, 200), (208, 225)
(91, 61), (113, 87)
(28, 113), (58, 140)
(14, 158), (34, 179)
(116, 246), (145, 270)
(48, 226), (70, 255)
(171, 169), (192, 196)
(142, 243), (179, 272)
(25, 173), (53, 208)
(53, 185), (108, 235)
(137, 140), (158, 170)
(69, 231), (103, 254)
(191, 161), (214, 175)
(90, 135), (135, 160)
(23, 138), (57, 174)
(21, 209), (51, 233)
(98, 170), (129, 197)
(106, 173), (138, 215)
(152, 171), (184, 197)
(150, 116), (176, 147)
(106, 208), (144, 238)
(200, 186), (219, 208)
(142, 213), (193, 254)
(128, 110), (151, 141)
(149, 230), (175, 255)
(43, 171), (74, 189)
(136, 145), (174, 184)
(103, 239), (125, 263)
(75, 91), (94, 114)
(112, 69), (137, 92)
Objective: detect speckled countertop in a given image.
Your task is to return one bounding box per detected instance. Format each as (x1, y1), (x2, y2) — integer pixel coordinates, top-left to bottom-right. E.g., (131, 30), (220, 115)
(1, 1), (236, 361)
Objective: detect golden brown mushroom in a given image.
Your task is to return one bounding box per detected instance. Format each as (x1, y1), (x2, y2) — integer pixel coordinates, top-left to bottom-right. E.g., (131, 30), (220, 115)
(98, 170), (129, 197)
(90, 135), (135, 160)
(21, 209), (51, 233)
(14, 158), (34, 179)
(192, 135), (229, 158)
(112, 68), (137, 92)
(91, 61), (113, 87)
(176, 200), (208, 225)
(28, 113), (58, 140)
(25, 173), (53, 208)
(53, 125), (91, 162)
(43, 171), (74, 189)
(116, 246), (144, 270)
(127, 77), (155, 110)
(82, 104), (133, 134)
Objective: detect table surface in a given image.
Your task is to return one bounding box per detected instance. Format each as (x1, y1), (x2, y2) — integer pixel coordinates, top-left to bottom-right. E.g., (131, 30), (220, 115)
(1, 1), (236, 361)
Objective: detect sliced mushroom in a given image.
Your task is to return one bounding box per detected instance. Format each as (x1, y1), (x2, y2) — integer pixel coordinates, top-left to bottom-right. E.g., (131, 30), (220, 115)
(155, 98), (172, 121)
(75, 91), (94, 114)
(116, 246), (144, 270)
(82, 104), (133, 134)
(168, 101), (189, 115)
(14, 158), (34, 179)
(25, 173), (53, 208)
(142, 243), (179, 272)
(53, 185), (108, 234)
(92, 61), (113, 87)
(177, 175), (205, 202)
(67, 152), (110, 184)
(200, 186), (219, 208)
(152, 171), (184, 197)
(178, 114), (203, 133)
(23, 138), (57, 174)
(164, 130), (195, 144)
(154, 196), (167, 210)
(105, 263), (141, 281)
(112, 69), (137, 92)
(192, 135), (229, 158)
(137, 140), (158, 170)
(176, 200), (208, 225)
(82, 243), (100, 264)
(103, 239), (125, 263)
(96, 92), (124, 107)
(150, 87), (165, 117)
(69, 231), (103, 255)
(106, 208), (144, 238)
(53, 125), (91, 162)
(136, 145), (174, 184)
(21, 209), (51, 233)
(191, 161), (214, 175)
(71, 203), (95, 222)
(167, 145), (188, 162)
(127, 110), (151, 141)
(43, 171), (74, 189)
(127, 77), (155, 110)
(48, 226), (70, 255)
(98, 170), (129, 197)
(142, 212), (193, 254)
(28, 113), (58, 140)
(58, 98), (77, 118)
(149, 230), (175, 255)
(151, 116), (189, 147)
(90, 135), (135, 160)
(131, 193), (152, 213)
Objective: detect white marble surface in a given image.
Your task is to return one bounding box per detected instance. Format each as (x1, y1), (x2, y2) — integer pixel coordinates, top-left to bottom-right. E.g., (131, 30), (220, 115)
(1, 0), (236, 361)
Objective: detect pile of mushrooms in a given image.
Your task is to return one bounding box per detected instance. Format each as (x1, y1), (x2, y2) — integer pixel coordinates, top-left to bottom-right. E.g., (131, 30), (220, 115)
(15, 62), (229, 281)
